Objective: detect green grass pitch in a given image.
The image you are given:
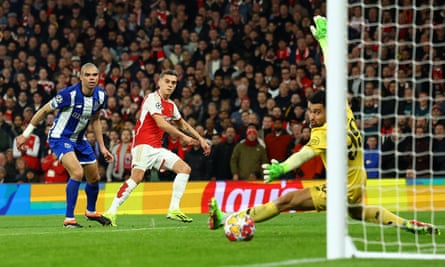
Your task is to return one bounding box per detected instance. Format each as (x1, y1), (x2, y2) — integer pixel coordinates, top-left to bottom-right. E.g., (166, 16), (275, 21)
(1, 212), (444, 267)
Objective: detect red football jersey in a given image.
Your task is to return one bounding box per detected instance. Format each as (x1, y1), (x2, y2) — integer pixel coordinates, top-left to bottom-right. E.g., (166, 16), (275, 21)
(133, 90), (181, 148)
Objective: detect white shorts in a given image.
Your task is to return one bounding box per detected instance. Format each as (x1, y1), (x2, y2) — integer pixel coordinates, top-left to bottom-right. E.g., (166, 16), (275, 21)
(131, 144), (180, 171)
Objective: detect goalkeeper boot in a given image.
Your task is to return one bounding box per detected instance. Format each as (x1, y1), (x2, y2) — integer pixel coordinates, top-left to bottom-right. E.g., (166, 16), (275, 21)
(208, 197), (225, 230)
(166, 209), (193, 223)
(103, 212), (117, 227)
(85, 212), (112, 226)
(64, 219), (83, 228)
(403, 220), (441, 235)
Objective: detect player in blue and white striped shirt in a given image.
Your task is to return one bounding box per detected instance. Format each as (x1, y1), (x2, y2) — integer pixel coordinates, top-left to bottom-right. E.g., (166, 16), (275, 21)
(16, 63), (114, 228)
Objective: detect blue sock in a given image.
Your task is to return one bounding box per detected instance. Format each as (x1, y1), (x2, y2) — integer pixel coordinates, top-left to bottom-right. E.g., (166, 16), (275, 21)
(85, 182), (99, 213)
(65, 179), (81, 218)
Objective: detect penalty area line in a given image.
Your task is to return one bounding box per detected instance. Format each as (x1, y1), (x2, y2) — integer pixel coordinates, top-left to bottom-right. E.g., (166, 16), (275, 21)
(0, 226), (187, 237)
(222, 258), (326, 267)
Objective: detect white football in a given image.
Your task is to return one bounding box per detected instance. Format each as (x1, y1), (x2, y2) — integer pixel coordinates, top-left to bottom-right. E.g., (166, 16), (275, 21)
(223, 212), (256, 241)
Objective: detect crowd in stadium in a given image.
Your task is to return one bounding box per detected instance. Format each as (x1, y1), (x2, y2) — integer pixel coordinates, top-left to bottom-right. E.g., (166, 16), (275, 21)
(0, 0), (444, 184)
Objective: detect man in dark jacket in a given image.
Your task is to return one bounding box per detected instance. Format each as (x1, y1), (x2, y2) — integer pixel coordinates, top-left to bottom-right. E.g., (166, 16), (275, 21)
(211, 126), (237, 180)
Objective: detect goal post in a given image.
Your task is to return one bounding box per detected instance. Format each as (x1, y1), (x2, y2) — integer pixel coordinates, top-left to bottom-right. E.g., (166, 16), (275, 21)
(326, 0), (348, 260)
(327, 0), (445, 260)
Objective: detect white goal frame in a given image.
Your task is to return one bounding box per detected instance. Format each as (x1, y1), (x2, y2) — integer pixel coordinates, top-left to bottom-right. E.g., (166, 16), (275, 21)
(326, 0), (445, 260)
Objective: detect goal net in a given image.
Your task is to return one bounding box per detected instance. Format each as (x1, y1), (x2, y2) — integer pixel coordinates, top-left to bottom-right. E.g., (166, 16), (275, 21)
(329, 0), (445, 260)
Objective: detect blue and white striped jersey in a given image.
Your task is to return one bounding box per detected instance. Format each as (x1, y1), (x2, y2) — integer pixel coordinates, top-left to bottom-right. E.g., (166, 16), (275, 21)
(49, 83), (107, 143)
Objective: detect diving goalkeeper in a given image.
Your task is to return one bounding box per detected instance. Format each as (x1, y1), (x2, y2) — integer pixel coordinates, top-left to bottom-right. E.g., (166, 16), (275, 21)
(208, 16), (440, 236)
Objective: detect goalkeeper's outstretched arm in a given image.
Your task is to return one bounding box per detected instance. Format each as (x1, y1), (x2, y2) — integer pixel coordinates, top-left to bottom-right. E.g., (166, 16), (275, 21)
(282, 146), (316, 172)
(310, 15), (328, 68)
(262, 147), (316, 183)
(262, 16), (327, 184)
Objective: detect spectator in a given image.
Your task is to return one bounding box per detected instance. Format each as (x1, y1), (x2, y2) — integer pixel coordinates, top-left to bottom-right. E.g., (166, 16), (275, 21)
(291, 125), (325, 179)
(364, 135), (380, 178)
(433, 122), (445, 177)
(41, 150), (69, 183)
(12, 130), (41, 173)
(0, 152), (10, 183)
(37, 68), (55, 101)
(15, 91), (30, 117)
(0, 166), (6, 183)
(202, 101), (217, 125)
(215, 54), (236, 79)
(396, 114), (412, 134)
(204, 118), (219, 140)
(360, 95), (379, 140)
(211, 126), (237, 181)
(164, 43), (184, 66)
(205, 48), (221, 80)
(3, 149), (15, 183)
(381, 127), (412, 178)
(258, 114), (274, 140)
(288, 123), (304, 153)
(415, 91), (430, 117)
(107, 129), (133, 182)
(274, 82), (291, 111)
(400, 86), (415, 116)
(11, 114), (23, 137)
(110, 111), (124, 133)
(230, 95), (253, 128)
(30, 91), (45, 112)
(107, 128), (120, 152)
(230, 126), (268, 180)
(0, 0), (442, 180)
(190, 94), (205, 124)
(14, 157), (38, 183)
(192, 39), (210, 65)
(184, 141), (212, 181)
(264, 117), (293, 163)
(411, 125), (432, 177)
(120, 95), (133, 121)
(431, 104), (443, 130)
(191, 14), (210, 42)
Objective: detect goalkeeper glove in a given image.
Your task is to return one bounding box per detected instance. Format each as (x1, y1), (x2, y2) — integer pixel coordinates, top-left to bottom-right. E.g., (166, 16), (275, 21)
(310, 15), (327, 50)
(262, 159), (289, 183)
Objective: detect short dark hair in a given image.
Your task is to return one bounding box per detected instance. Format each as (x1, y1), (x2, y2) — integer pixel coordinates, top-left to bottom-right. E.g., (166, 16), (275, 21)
(309, 90), (326, 106)
(160, 69), (178, 78)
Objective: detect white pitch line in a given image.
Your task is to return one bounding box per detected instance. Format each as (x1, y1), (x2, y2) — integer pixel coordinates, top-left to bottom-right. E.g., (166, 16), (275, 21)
(0, 226), (187, 237)
(222, 258), (326, 267)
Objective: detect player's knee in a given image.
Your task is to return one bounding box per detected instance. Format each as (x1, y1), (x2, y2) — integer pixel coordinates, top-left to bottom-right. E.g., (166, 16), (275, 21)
(130, 168), (145, 183)
(131, 174), (145, 183)
(173, 160), (191, 174)
(86, 176), (100, 184)
(69, 168), (84, 180)
(180, 164), (191, 174)
(276, 189), (311, 211)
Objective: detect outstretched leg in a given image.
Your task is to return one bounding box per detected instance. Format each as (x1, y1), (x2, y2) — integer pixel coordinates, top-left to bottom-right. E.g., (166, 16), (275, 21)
(209, 188), (315, 229)
(350, 206), (440, 235)
(105, 168), (144, 226)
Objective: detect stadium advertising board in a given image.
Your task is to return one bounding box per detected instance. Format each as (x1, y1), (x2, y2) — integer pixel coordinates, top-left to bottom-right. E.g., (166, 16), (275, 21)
(0, 179), (443, 215)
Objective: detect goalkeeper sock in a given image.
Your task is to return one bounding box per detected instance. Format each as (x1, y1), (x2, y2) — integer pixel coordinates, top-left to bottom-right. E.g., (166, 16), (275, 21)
(244, 202), (280, 223)
(363, 206), (405, 226)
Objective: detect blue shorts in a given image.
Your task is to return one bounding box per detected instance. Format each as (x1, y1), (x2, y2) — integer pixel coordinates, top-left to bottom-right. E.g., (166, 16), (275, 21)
(48, 137), (96, 165)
